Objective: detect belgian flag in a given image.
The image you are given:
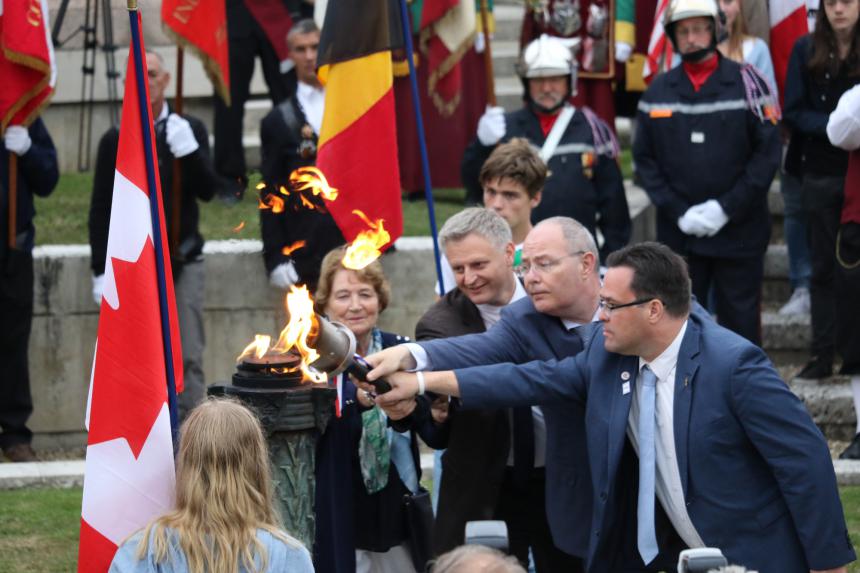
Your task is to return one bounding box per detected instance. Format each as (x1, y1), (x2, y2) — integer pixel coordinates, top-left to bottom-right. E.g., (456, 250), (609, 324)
(317, 0), (404, 245)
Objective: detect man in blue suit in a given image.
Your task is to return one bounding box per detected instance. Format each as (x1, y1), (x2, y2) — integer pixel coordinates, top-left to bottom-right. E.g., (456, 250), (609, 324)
(383, 216), (603, 567)
(368, 242), (855, 573)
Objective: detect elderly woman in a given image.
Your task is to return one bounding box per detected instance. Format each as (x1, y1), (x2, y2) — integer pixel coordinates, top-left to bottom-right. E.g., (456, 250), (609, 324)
(312, 246), (422, 573)
(109, 398), (314, 573)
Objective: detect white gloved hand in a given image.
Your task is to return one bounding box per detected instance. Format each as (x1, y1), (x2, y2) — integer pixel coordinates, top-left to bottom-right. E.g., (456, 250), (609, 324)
(690, 199), (730, 237)
(4, 125), (32, 156)
(474, 31), (486, 54)
(269, 261), (300, 289)
(678, 208), (712, 237)
(165, 113), (199, 158)
(477, 106), (506, 146)
(92, 274), (105, 305)
(615, 41), (633, 63)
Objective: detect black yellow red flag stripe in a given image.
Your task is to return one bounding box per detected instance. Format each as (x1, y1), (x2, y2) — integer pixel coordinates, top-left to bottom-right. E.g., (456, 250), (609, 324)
(316, 0), (404, 244)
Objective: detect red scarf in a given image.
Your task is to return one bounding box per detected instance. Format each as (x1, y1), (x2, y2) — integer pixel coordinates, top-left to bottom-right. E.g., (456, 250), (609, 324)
(537, 110), (560, 137)
(682, 53), (719, 92)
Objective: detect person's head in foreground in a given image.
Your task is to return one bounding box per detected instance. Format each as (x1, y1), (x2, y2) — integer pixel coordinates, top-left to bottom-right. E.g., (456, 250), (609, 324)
(115, 398), (312, 573)
(431, 544), (527, 573)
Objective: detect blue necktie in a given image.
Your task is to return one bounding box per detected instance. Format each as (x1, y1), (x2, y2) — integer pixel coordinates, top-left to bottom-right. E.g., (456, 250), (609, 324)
(637, 365), (659, 565)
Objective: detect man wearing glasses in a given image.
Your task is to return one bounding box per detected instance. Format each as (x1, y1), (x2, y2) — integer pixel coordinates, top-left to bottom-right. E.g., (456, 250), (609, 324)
(633, 0), (781, 345)
(368, 242), (854, 573)
(379, 216), (604, 571)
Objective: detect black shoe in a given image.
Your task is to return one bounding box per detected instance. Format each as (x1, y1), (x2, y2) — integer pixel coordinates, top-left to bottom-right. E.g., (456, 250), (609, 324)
(796, 355), (833, 380)
(841, 434), (860, 460)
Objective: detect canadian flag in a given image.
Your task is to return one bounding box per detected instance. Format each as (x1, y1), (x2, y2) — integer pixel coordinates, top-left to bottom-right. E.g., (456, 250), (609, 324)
(77, 11), (184, 573)
(770, 0), (808, 105)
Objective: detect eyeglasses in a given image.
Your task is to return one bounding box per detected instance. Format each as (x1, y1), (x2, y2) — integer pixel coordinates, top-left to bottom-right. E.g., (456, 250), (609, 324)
(515, 251), (585, 278)
(598, 297), (656, 316)
(675, 23), (713, 38)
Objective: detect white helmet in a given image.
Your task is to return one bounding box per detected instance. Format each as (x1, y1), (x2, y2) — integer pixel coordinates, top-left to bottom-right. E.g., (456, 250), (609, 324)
(664, 0), (719, 27)
(519, 34), (579, 79)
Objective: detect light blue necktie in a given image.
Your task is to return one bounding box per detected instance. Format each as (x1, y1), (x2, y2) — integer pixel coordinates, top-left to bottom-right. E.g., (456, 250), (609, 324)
(637, 365), (659, 565)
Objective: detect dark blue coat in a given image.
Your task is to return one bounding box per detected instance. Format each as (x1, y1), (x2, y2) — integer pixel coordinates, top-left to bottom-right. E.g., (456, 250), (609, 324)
(0, 118), (58, 260)
(416, 296), (593, 558)
(633, 56), (780, 258)
(461, 108), (631, 261)
(455, 313), (855, 572)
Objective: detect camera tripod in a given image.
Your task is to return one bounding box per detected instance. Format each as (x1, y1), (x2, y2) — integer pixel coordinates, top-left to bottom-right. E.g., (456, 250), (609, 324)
(52, 0), (121, 172)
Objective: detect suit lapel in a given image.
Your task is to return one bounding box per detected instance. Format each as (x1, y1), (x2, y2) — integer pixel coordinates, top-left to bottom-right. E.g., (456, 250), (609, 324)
(673, 318), (701, 499)
(606, 356), (638, 484)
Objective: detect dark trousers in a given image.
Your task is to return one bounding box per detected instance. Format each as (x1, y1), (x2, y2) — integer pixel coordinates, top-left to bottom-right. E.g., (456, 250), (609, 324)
(836, 223), (860, 374)
(213, 18), (290, 183)
(495, 467), (584, 573)
(803, 174), (845, 359)
(0, 251), (34, 449)
(687, 253), (764, 346)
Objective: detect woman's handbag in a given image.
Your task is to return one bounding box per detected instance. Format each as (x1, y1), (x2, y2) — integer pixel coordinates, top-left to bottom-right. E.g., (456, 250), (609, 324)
(403, 488), (434, 572)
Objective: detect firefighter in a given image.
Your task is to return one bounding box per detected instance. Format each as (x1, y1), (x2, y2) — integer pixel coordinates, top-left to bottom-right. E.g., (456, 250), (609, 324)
(461, 34), (631, 262)
(632, 0), (781, 345)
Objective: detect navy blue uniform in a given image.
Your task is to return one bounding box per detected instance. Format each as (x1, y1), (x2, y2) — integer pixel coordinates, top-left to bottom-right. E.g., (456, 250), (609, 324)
(462, 107), (631, 262)
(0, 119), (59, 452)
(633, 56), (781, 344)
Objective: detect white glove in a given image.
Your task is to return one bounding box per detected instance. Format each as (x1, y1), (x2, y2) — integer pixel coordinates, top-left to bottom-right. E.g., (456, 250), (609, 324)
(165, 113), (199, 158)
(475, 31), (486, 54)
(269, 261), (300, 289)
(4, 125), (32, 156)
(678, 208), (712, 238)
(615, 41), (633, 63)
(92, 274), (105, 305)
(477, 106), (506, 146)
(690, 199), (730, 237)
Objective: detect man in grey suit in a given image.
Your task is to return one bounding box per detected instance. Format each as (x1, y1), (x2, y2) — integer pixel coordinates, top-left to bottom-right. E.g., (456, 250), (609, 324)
(379, 216), (602, 569)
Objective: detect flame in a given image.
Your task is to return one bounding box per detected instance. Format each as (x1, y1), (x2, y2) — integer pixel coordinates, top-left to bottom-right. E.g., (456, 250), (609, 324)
(290, 166), (339, 201)
(258, 193), (285, 214)
(342, 210), (391, 270)
(256, 182), (266, 190)
(281, 240), (306, 256)
(232, 221), (246, 233)
(278, 185), (290, 196)
(272, 285), (326, 383)
(299, 194), (315, 210)
(237, 334), (271, 362)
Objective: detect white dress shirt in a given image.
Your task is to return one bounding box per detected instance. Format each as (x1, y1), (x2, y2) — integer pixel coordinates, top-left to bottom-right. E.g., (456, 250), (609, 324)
(627, 320), (705, 550)
(296, 81), (325, 135)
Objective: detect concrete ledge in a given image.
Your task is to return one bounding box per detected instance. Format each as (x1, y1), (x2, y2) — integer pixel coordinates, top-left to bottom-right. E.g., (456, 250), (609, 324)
(0, 461), (85, 490)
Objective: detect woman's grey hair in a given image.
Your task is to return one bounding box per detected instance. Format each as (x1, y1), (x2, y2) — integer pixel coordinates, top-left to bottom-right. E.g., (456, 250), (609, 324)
(431, 545), (526, 573)
(439, 208), (513, 252)
(535, 216), (599, 262)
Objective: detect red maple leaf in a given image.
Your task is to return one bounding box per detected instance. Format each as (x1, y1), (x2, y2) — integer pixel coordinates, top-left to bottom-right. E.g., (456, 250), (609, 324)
(88, 239), (169, 458)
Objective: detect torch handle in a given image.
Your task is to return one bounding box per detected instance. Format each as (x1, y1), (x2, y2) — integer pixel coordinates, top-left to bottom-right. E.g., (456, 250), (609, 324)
(348, 355), (393, 394)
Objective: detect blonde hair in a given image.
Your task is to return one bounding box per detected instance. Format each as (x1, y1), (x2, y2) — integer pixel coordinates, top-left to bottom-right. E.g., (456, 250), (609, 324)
(135, 398), (301, 573)
(720, 0), (749, 63)
(314, 245), (391, 314)
(431, 545), (526, 573)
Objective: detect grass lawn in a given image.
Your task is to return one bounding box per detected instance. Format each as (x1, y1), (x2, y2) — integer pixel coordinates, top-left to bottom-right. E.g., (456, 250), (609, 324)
(34, 148), (632, 246)
(34, 171), (468, 246)
(2, 485), (860, 572)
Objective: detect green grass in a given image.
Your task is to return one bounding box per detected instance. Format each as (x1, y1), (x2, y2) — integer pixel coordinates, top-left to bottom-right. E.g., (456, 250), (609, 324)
(3, 485), (860, 572)
(33, 172), (468, 245)
(33, 146), (633, 246)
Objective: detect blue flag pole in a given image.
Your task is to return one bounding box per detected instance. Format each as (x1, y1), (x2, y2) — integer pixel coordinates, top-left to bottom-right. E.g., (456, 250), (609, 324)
(128, 3), (181, 445)
(397, 0), (446, 294)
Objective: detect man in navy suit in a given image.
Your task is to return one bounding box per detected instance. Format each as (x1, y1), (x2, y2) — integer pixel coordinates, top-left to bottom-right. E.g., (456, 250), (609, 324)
(377, 216), (603, 567)
(368, 242), (854, 573)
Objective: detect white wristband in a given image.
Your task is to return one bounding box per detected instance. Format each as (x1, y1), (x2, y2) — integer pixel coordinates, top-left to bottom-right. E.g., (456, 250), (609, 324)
(416, 371), (426, 396)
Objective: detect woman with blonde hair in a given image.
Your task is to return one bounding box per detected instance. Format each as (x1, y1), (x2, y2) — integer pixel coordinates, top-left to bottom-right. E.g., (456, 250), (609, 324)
(108, 398), (314, 573)
(717, 0), (776, 88)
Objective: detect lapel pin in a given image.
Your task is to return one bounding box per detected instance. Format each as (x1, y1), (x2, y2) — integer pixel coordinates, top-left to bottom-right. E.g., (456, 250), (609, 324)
(621, 371), (630, 381)
(684, 376), (689, 387)
(622, 381), (631, 395)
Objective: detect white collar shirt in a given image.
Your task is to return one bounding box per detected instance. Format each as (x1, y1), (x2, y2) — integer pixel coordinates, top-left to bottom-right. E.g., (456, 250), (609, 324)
(296, 81), (325, 135)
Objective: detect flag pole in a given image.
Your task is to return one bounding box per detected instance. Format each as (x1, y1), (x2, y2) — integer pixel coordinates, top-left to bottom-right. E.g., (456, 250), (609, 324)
(128, 0), (180, 443)
(7, 155), (16, 249)
(479, 0), (497, 106)
(170, 46), (184, 260)
(397, 0), (446, 293)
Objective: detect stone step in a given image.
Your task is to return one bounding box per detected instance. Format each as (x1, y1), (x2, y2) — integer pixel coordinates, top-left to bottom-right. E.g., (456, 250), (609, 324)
(762, 310), (809, 352)
(790, 378), (856, 442)
(493, 4), (525, 42)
